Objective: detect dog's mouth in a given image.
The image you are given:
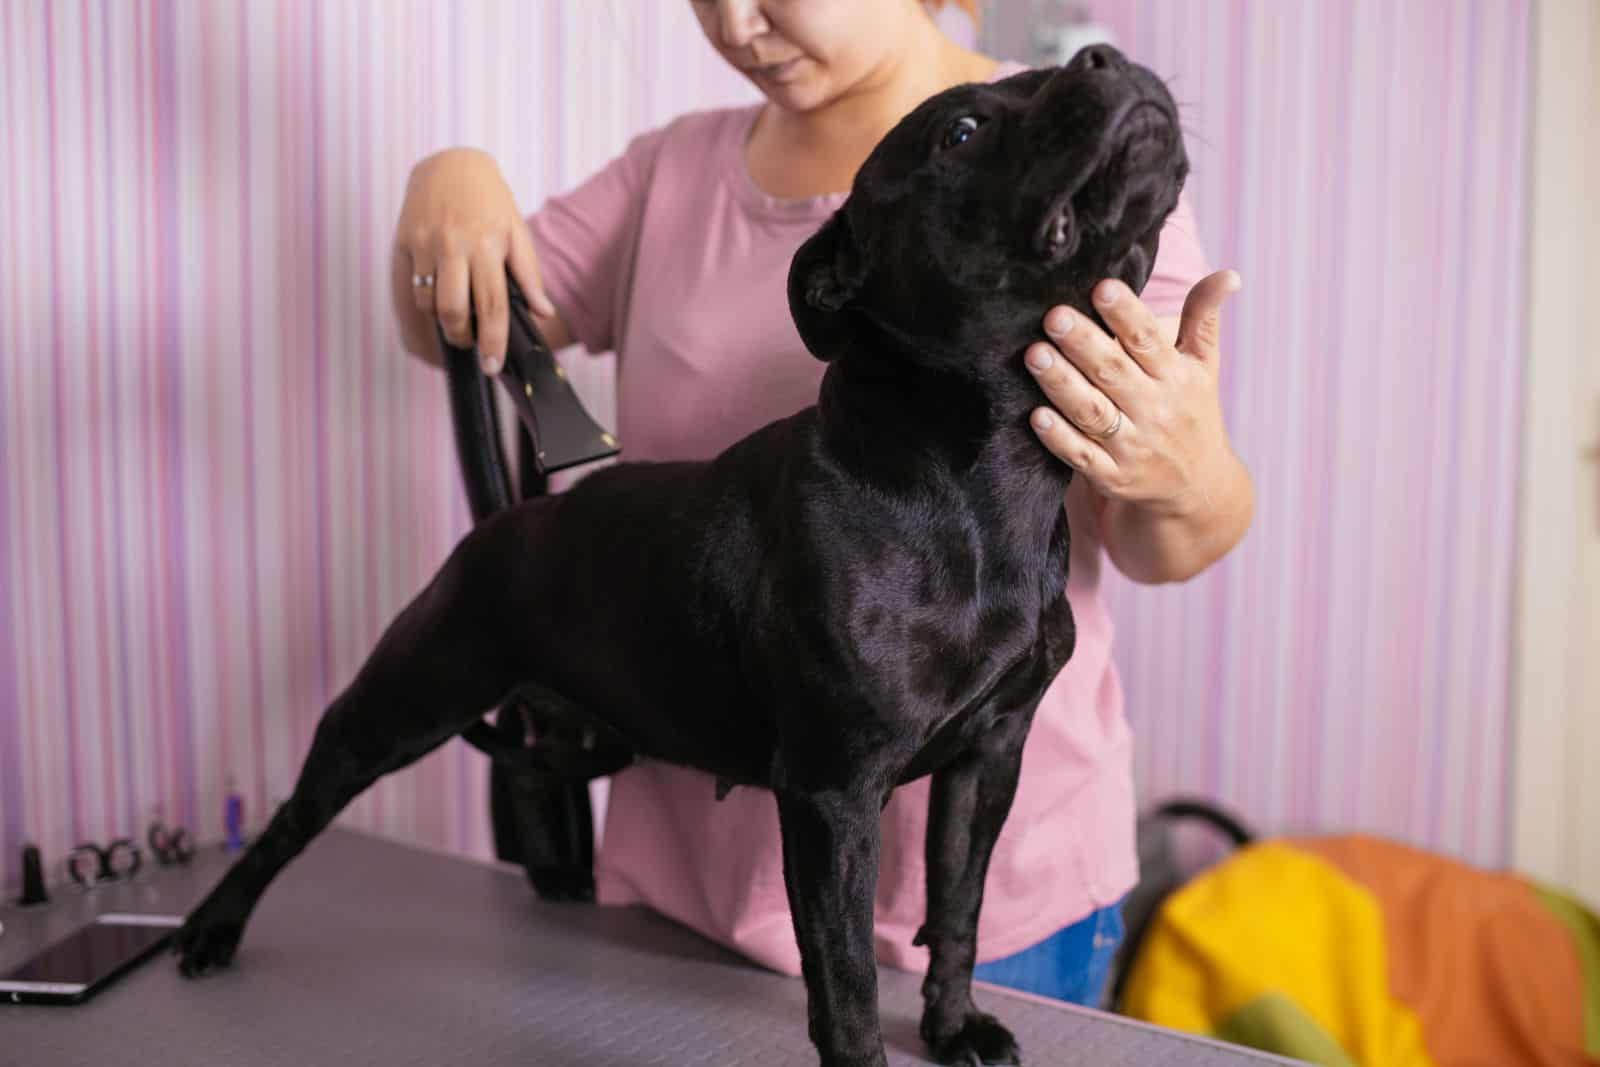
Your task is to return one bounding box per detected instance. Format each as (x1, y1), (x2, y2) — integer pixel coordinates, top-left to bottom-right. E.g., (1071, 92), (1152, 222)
(1036, 195), (1076, 261)
(1033, 100), (1179, 262)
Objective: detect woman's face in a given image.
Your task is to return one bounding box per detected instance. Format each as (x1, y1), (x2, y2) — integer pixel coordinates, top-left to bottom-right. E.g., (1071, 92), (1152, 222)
(689, 0), (918, 112)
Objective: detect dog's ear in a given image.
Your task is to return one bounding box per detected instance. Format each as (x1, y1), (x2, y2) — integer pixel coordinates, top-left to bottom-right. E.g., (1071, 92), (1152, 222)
(788, 211), (866, 363)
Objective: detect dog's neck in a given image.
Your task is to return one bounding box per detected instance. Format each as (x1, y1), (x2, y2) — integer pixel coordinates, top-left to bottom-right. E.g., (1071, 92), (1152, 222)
(815, 334), (1074, 549)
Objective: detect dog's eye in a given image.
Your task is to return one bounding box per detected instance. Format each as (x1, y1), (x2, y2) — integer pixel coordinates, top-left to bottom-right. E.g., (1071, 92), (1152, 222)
(940, 116), (982, 150)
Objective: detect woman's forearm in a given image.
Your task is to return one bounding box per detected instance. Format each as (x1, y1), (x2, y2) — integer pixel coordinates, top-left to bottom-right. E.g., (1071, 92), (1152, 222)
(1100, 450), (1254, 584)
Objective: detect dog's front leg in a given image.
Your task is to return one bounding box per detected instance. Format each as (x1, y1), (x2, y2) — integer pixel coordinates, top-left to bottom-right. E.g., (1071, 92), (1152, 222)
(776, 782), (889, 1067)
(915, 707), (1034, 1066)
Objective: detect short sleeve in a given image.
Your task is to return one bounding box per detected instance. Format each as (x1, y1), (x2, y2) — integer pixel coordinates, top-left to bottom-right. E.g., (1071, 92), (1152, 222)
(527, 125), (670, 354)
(1140, 191), (1211, 318)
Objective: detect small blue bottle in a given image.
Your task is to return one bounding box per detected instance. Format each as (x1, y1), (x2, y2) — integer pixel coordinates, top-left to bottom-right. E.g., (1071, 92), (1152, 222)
(224, 786), (244, 851)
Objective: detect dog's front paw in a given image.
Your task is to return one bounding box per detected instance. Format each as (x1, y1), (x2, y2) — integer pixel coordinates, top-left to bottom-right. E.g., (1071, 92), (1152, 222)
(819, 1052), (888, 1067)
(172, 898), (247, 978)
(922, 1011), (1021, 1066)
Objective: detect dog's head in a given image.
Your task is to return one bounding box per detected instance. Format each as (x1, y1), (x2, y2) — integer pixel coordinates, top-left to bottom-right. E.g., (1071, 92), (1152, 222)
(789, 46), (1188, 368)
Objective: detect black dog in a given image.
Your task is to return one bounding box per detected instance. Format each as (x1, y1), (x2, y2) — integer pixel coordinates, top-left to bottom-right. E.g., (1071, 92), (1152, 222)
(174, 47), (1187, 1067)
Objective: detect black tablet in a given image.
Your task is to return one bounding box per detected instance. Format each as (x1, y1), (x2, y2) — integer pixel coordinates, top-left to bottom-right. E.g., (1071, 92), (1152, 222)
(0, 913), (183, 1005)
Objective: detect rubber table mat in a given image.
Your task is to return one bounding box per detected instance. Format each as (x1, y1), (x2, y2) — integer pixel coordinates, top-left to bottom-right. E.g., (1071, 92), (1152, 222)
(0, 827), (1304, 1066)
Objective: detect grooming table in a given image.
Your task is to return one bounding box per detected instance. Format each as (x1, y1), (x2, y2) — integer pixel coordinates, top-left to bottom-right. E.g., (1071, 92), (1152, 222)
(1, 828), (1303, 1065)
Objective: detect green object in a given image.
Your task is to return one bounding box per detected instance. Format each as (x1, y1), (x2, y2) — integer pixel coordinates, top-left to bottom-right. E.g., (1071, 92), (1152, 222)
(1533, 884), (1600, 1058)
(1214, 992), (1358, 1067)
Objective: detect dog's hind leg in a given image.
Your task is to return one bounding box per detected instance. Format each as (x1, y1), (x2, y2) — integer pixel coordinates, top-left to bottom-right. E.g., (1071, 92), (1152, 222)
(173, 531), (525, 977)
(914, 705), (1034, 1066)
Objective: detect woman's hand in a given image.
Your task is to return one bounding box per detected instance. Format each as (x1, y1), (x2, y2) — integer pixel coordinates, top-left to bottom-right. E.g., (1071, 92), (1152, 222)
(391, 147), (563, 373)
(1023, 271), (1253, 582)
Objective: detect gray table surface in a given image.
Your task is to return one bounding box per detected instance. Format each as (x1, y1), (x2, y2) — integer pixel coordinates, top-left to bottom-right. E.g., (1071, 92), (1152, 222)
(0, 827), (1303, 1066)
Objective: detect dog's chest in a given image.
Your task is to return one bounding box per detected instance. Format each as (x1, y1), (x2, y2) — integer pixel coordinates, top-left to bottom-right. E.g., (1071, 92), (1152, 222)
(833, 505), (1073, 719)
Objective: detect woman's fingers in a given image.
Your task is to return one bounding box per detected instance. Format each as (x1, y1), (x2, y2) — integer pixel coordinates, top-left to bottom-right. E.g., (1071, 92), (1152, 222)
(433, 241), (473, 349)
(507, 223), (556, 319)
(470, 242), (510, 374)
(1088, 279), (1175, 378)
(1024, 341), (1125, 442)
(1029, 406), (1120, 486)
(408, 240), (437, 315)
(1175, 269), (1242, 367)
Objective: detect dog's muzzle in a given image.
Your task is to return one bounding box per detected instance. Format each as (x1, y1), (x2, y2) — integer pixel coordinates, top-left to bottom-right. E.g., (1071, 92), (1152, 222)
(1028, 53), (1183, 262)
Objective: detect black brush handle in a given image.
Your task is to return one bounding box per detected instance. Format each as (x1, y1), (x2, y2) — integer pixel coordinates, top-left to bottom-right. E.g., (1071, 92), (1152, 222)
(444, 339), (517, 523)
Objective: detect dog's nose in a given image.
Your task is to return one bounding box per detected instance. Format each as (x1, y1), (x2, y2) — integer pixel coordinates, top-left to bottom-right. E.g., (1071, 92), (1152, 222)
(1066, 44), (1127, 75)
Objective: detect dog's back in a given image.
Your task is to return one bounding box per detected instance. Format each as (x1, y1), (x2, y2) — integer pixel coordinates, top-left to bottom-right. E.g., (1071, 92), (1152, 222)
(473, 408), (823, 782)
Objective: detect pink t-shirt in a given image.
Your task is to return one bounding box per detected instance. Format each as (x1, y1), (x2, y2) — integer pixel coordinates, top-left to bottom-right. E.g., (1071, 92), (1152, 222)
(528, 66), (1211, 977)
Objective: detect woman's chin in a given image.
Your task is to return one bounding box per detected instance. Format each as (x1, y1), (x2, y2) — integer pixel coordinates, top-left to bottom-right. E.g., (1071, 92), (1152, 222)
(749, 66), (831, 112)
(760, 81), (831, 114)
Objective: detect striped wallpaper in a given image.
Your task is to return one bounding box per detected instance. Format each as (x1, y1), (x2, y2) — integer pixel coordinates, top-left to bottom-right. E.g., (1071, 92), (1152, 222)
(1087, 0), (1529, 867)
(0, 0), (1529, 897)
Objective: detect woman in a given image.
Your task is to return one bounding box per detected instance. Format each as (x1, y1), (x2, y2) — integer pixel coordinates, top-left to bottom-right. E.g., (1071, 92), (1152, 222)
(391, 0), (1251, 1008)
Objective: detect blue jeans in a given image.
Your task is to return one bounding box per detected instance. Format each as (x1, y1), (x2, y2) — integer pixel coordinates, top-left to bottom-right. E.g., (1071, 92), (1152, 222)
(971, 898), (1126, 1008)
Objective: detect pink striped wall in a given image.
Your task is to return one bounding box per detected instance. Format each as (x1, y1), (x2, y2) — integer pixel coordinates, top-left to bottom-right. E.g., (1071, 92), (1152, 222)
(1090, 0), (1530, 865)
(0, 1), (1528, 895)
